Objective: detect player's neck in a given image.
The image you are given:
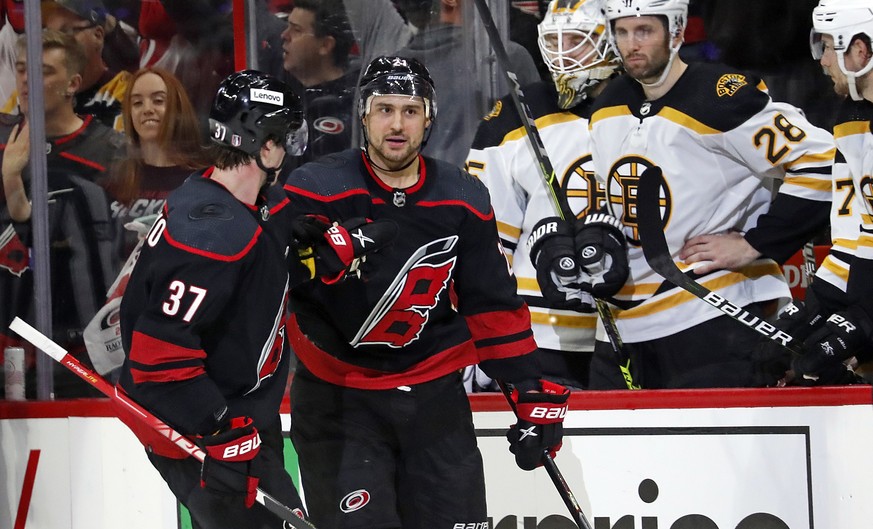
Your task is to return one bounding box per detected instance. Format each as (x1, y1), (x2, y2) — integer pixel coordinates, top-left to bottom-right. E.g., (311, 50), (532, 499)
(641, 58), (687, 101)
(44, 111), (83, 138)
(210, 163), (264, 205)
(367, 149), (420, 189)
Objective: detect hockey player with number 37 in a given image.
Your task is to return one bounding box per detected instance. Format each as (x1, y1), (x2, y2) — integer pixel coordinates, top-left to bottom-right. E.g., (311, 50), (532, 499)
(579, 0), (837, 389)
(116, 71), (393, 529)
(284, 55), (569, 529)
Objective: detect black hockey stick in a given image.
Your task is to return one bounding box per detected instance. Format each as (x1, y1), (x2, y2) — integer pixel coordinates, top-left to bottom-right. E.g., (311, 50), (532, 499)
(471, 0), (635, 390)
(634, 167), (804, 356)
(496, 381), (593, 529)
(9, 317), (317, 529)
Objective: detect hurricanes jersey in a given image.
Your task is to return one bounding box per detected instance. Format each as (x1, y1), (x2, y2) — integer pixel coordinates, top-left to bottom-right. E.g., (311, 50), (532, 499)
(465, 81), (598, 353)
(118, 170), (293, 443)
(283, 149), (539, 390)
(589, 63), (834, 343)
(814, 98), (873, 302)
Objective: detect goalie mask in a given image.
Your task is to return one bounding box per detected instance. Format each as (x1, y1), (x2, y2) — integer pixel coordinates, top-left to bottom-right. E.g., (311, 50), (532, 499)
(538, 0), (620, 109)
(209, 70), (308, 158)
(358, 56), (437, 122)
(811, 0), (873, 101)
(605, 0), (689, 88)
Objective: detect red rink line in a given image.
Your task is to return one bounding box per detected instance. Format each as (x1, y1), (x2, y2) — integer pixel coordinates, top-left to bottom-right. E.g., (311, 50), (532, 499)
(14, 450), (40, 529)
(0, 386), (870, 418)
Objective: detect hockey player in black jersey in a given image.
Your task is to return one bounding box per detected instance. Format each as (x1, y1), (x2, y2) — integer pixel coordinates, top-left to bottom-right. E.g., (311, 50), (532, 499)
(116, 71), (314, 528)
(284, 56), (570, 529)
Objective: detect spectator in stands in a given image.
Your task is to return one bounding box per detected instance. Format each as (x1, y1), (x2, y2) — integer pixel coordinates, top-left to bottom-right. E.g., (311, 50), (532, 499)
(38, 0), (132, 131)
(107, 67), (207, 261)
(0, 29), (124, 396)
(397, 0), (541, 167)
(281, 0), (358, 163)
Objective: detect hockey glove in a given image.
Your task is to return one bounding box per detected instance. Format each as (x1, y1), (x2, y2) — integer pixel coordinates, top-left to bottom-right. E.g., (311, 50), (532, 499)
(574, 213), (629, 298)
(791, 306), (873, 385)
(292, 215), (398, 284)
(506, 380), (570, 471)
(751, 298), (826, 387)
(198, 416), (262, 508)
(527, 217), (594, 311)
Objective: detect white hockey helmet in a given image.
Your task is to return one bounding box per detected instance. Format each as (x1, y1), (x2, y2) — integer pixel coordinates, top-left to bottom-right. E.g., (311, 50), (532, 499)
(538, 0), (620, 109)
(604, 0), (689, 88)
(811, 0), (873, 100)
(604, 0), (689, 40)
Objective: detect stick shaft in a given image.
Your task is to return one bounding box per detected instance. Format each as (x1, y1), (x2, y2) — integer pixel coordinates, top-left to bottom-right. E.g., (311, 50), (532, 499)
(9, 317), (316, 529)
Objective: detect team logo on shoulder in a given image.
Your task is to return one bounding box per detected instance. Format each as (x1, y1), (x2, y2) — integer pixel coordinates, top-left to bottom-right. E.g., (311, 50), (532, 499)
(313, 116), (345, 134)
(340, 489), (370, 513)
(716, 73), (747, 97)
(483, 100), (502, 121)
(605, 156), (670, 245)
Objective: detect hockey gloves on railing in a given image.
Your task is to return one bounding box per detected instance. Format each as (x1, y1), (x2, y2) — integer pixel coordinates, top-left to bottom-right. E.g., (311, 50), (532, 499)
(791, 306), (873, 385)
(574, 213), (629, 298)
(198, 417), (262, 508)
(506, 380), (570, 471)
(751, 298), (826, 387)
(528, 217), (594, 311)
(292, 215), (397, 284)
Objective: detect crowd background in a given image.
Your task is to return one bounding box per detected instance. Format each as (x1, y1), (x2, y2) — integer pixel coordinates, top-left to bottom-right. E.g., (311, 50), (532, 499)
(0, 0), (850, 399)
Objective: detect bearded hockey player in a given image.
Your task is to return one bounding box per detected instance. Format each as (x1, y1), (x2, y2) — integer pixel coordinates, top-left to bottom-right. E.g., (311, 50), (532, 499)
(465, 0), (623, 390)
(283, 55), (570, 529)
(581, 0), (836, 389)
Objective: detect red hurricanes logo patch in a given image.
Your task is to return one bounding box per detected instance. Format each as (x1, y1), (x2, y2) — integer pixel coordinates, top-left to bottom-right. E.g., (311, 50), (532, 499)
(313, 116), (345, 135)
(340, 489), (370, 513)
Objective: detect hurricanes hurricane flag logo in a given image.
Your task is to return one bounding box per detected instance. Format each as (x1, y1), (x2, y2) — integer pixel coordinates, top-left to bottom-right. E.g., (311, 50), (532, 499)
(351, 237), (458, 347)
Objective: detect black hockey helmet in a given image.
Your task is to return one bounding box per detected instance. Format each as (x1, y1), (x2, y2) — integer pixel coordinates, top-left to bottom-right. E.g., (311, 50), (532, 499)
(208, 70), (307, 157)
(357, 56), (437, 121)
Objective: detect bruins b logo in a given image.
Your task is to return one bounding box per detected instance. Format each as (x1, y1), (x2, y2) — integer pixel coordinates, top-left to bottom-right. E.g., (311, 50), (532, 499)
(562, 154), (606, 219)
(605, 156), (670, 245)
(716, 73), (747, 97)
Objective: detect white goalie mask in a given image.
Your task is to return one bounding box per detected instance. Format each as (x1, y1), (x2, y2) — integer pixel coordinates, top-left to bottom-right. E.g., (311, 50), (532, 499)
(811, 0), (873, 101)
(538, 0), (620, 109)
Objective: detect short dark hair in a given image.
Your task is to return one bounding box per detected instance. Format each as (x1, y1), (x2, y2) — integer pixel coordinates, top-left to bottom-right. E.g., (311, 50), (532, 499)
(292, 0), (355, 68)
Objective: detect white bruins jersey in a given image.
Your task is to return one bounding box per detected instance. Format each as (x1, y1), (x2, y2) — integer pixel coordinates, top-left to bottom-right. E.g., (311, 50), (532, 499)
(466, 82), (600, 352)
(589, 63), (834, 343)
(815, 99), (873, 298)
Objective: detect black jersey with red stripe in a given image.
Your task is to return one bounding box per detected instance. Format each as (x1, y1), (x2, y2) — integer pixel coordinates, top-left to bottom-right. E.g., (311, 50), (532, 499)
(118, 169), (294, 446)
(283, 148), (540, 390)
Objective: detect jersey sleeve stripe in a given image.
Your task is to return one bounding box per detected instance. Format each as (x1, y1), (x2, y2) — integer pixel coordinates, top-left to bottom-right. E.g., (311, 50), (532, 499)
(782, 149), (836, 170)
(129, 331), (207, 366)
(834, 120), (871, 138)
(529, 310), (597, 329)
(779, 175), (833, 192)
(496, 220), (521, 239)
(832, 237), (859, 251)
(464, 307), (537, 356)
(820, 255), (851, 282)
(130, 365), (205, 384)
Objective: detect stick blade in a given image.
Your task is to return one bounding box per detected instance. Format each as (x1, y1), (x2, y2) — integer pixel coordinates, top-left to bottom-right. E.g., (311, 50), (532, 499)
(9, 317), (67, 362)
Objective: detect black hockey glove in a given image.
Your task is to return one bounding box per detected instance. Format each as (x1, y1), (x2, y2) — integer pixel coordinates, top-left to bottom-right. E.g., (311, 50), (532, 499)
(751, 298), (826, 387)
(791, 306), (873, 385)
(292, 215), (398, 283)
(573, 213), (629, 298)
(198, 416), (263, 508)
(527, 217), (594, 311)
(506, 380), (570, 471)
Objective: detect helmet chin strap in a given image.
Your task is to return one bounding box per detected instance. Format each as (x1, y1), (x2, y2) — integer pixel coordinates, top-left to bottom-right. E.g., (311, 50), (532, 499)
(637, 40), (682, 90)
(256, 152), (282, 186)
(838, 52), (873, 101)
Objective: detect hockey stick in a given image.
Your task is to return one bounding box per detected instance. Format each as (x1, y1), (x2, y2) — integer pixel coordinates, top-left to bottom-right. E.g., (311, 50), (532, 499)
(8, 317), (317, 529)
(496, 381), (593, 529)
(471, 0), (635, 389)
(634, 167), (804, 356)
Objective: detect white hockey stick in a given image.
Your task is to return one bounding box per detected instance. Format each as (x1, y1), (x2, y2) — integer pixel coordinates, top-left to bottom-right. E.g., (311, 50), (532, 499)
(9, 317), (317, 529)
